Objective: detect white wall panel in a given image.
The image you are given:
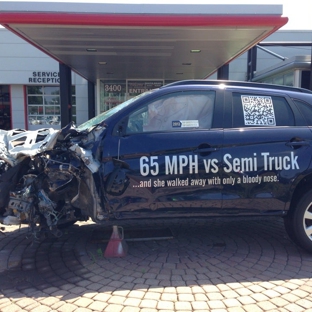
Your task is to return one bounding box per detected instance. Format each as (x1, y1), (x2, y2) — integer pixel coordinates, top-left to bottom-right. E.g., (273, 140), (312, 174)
(73, 74), (89, 126)
(10, 85), (26, 129)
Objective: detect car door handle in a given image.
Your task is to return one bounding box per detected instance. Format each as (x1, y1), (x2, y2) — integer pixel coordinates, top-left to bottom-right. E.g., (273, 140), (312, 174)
(286, 141), (309, 147)
(194, 147), (219, 153)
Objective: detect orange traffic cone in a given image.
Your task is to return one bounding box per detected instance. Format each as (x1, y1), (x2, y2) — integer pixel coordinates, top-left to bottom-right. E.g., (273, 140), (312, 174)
(104, 225), (128, 258)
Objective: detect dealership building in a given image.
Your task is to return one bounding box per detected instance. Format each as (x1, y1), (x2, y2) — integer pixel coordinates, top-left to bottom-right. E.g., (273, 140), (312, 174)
(0, 2), (311, 131)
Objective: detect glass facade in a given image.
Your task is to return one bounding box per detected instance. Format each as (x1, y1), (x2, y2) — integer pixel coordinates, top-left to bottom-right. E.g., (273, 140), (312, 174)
(27, 85), (76, 129)
(100, 81), (127, 113)
(259, 71), (294, 87)
(100, 80), (164, 113)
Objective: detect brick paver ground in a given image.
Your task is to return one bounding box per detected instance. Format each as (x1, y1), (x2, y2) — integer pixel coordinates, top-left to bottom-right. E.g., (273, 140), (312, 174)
(1, 217), (312, 311)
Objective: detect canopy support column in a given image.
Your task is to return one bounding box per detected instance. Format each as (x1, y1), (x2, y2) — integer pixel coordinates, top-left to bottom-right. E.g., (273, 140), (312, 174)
(59, 63), (72, 127)
(217, 64), (229, 80)
(247, 46), (257, 81)
(88, 81), (96, 119)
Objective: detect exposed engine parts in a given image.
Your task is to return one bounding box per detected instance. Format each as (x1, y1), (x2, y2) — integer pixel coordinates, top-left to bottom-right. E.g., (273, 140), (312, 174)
(0, 124), (103, 242)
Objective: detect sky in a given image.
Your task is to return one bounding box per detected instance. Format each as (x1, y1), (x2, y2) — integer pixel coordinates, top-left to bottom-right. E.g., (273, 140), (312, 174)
(1, 0), (311, 30)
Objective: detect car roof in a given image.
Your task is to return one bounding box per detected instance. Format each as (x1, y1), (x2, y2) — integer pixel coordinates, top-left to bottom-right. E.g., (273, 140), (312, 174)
(162, 80), (312, 94)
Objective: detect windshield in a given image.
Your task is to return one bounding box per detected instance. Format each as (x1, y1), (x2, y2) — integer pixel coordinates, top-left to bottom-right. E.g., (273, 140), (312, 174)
(77, 90), (155, 131)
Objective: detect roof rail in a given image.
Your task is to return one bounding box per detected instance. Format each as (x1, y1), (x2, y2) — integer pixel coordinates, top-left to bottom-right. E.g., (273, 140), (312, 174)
(162, 79), (312, 94)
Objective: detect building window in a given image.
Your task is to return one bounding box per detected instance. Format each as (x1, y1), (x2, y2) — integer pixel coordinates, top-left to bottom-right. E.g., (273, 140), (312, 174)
(100, 80), (127, 113)
(27, 86), (76, 129)
(0, 85), (11, 130)
(258, 71), (294, 87)
(100, 80), (164, 114)
(284, 72), (294, 86)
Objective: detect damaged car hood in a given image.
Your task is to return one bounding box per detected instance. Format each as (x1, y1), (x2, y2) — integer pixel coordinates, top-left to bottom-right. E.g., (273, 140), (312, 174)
(0, 128), (60, 166)
(0, 126), (100, 171)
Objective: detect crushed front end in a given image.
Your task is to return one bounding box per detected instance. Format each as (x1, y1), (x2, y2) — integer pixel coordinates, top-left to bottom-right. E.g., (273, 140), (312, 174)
(0, 124), (106, 241)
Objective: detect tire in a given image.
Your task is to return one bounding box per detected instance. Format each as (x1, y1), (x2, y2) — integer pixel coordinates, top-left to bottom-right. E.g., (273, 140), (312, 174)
(284, 190), (312, 253)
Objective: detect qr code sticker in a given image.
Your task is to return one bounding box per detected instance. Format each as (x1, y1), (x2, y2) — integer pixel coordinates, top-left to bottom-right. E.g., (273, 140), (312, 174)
(241, 95), (276, 126)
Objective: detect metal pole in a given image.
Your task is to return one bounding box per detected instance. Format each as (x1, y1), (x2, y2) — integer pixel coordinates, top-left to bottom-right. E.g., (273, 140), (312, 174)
(256, 45), (287, 61)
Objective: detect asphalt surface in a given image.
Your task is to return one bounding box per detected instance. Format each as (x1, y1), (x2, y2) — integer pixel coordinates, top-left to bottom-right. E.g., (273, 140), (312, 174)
(1, 217), (312, 312)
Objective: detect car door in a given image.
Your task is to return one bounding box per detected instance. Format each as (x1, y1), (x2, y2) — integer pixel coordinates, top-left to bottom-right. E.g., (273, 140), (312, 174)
(103, 89), (224, 218)
(222, 89), (312, 214)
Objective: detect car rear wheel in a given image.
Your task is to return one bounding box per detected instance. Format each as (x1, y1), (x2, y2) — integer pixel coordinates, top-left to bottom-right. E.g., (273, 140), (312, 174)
(284, 190), (312, 253)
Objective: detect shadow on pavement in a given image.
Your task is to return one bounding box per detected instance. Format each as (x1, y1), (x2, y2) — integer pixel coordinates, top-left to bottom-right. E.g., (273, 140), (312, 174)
(1, 217), (312, 310)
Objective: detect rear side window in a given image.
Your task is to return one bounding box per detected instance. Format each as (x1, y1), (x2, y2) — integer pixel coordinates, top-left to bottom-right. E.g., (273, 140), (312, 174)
(232, 93), (295, 127)
(126, 91), (215, 134)
(293, 99), (312, 126)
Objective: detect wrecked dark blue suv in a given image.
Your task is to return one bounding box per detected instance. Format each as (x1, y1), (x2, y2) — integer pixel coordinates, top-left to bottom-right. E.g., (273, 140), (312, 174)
(1, 80), (312, 253)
